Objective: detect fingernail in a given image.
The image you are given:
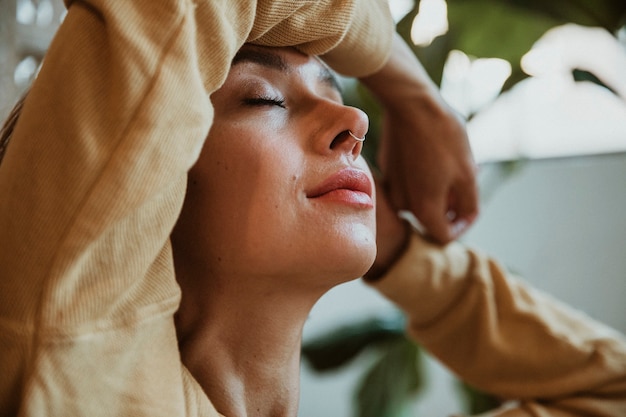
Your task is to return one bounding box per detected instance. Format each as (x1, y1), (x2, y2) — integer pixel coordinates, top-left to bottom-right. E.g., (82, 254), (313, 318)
(451, 220), (468, 237)
(398, 210), (427, 236)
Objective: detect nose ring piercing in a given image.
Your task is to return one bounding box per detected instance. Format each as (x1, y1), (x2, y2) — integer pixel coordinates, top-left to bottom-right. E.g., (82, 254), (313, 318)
(348, 130), (366, 142)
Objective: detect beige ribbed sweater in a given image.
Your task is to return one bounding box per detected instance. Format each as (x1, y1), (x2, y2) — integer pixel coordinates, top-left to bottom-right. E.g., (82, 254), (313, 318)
(0, 1), (624, 416)
(373, 234), (626, 416)
(0, 1), (392, 415)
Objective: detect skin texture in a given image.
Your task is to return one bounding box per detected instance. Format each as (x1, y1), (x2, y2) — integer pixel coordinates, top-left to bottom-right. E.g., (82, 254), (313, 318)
(171, 45), (377, 417)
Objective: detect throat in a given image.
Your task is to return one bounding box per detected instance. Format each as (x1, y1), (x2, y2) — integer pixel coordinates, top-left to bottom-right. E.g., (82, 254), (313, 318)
(172, 259), (330, 417)
(177, 297), (311, 417)
(197, 353), (302, 416)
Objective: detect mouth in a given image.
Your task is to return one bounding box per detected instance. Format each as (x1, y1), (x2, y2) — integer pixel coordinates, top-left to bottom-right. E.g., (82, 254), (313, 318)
(307, 168), (373, 207)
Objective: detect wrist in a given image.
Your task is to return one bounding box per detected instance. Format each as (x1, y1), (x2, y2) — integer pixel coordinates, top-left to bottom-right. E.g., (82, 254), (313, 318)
(364, 219), (412, 282)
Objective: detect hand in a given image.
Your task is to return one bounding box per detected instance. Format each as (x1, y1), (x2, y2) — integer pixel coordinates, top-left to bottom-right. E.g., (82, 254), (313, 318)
(360, 33), (479, 243)
(364, 177), (411, 281)
(377, 94), (478, 243)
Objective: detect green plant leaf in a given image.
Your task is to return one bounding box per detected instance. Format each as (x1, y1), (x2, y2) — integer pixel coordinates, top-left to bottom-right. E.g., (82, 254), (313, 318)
(354, 338), (423, 417)
(302, 314), (407, 371)
(447, 1), (558, 65)
(447, 0), (560, 91)
(504, 0), (626, 33)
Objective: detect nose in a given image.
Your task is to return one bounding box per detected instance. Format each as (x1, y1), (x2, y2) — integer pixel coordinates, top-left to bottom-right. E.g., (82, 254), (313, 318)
(325, 105), (369, 160)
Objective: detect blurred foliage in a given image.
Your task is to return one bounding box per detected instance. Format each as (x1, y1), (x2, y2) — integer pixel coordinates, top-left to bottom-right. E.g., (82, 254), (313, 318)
(354, 337), (422, 417)
(302, 314), (500, 416)
(354, 0), (626, 163)
(303, 313), (423, 417)
(307, 1), (626, 416)
(302, 314), (407, 371)
(399, 0), (626, 91)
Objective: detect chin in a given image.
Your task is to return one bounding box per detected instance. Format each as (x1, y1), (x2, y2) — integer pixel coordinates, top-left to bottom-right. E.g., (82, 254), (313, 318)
(349, 258), (376, 282)
(327, 229), (377, 280)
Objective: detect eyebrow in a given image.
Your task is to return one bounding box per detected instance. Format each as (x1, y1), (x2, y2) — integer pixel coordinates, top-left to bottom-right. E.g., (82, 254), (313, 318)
(232, 48), (289, 72)
(232, 48), (343, 94)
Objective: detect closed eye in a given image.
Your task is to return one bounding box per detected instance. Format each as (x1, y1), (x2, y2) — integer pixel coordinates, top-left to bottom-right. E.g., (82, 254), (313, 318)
(243, 96), (286, 108)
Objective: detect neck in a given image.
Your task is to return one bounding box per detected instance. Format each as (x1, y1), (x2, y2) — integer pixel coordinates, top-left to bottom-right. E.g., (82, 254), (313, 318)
(175, 267), (328, 417)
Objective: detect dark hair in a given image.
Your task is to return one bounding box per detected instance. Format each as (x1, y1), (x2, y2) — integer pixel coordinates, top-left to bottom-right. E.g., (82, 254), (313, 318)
(0, 92), (28, 164)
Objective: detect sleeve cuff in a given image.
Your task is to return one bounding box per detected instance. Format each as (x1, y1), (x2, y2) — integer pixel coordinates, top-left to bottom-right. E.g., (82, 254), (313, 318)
(367, 232), (475, 326)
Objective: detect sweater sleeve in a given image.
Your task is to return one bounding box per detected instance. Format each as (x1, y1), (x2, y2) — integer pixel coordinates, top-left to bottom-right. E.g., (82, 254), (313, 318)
(0, 1), (393, 416)
(371, 233), (626, 417)
(246, 0), (394, 77)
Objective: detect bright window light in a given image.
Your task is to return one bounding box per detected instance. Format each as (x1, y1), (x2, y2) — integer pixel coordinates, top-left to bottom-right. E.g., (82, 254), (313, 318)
(440, 50), (512, 118)
(36, 0), (54, 27)
(388, 0), (415, 23)
(410, 0), (448, 46)
(469, 24), (626, 163)
(521, 24), (626, 98)
(16, 0), (55, 27)
(16, 0), (36, 25)
(14, 56), (39, 87)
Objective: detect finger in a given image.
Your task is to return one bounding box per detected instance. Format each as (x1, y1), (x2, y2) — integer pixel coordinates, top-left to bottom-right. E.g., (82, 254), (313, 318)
(447, 179), (480, 239)
(414, 195), (456, 244)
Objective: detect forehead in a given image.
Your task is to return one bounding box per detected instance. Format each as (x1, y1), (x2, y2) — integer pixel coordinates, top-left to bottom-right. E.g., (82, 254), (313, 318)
(231, 45), (342, 93)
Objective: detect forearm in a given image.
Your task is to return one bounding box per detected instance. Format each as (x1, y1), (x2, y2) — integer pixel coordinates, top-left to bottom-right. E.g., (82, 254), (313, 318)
(249, 0), (394, 78)
(370, 233), (626, 415)
(358, 32), (478, 243)
(0, 0), (397, 352)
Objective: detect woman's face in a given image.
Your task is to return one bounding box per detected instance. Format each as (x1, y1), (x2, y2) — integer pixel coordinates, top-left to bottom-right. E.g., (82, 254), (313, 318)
(175, 45), (376, 289)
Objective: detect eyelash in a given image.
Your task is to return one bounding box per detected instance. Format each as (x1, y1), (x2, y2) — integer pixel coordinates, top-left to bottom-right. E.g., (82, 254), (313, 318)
(243, 95), (286, 109)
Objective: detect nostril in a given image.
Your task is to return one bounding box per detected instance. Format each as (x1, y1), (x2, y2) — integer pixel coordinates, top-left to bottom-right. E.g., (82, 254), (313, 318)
(329, 130), (364, 160)
(329, 130), (352, 150)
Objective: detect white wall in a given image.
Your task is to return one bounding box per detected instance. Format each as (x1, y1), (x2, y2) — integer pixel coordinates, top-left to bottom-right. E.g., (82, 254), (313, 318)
(299, 152), (626, 416)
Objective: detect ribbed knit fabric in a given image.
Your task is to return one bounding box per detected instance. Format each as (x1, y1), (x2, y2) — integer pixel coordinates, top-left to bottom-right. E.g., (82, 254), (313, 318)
(0, 1), (392, 416)
(4, 1), (623, 415)
(372, 233), (626, 416)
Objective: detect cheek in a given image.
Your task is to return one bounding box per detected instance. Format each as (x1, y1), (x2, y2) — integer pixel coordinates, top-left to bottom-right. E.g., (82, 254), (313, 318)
(206, 138), (300, 214)
(194, 141), (262, 234)
(190, 128), (304, 263)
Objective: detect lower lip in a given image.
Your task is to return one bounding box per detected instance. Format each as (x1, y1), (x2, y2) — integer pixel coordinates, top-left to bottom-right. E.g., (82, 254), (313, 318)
(310, 189), (374, 208)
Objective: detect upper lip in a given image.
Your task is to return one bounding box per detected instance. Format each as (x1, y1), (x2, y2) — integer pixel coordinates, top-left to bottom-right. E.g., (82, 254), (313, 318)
(306, 168), (373, 198)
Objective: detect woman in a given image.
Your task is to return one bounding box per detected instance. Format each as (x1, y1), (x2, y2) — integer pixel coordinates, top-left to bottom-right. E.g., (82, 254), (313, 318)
(1, 3), (624, 417)
(1, 2), (478, 414)
(171, 44), (377, 416)
(171, 44), (626, 417)
(5, 39), (625, 416)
